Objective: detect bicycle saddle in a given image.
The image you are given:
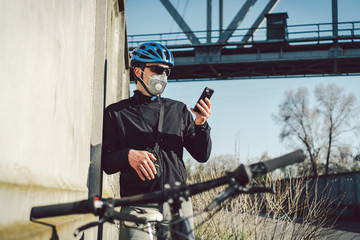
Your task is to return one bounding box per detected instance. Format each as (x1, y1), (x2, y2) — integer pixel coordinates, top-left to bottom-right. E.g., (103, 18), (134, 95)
(124, 207), (163, 227)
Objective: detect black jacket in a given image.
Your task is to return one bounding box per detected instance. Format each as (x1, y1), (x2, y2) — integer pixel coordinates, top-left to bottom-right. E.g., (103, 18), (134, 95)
(102, 91), (212, 197)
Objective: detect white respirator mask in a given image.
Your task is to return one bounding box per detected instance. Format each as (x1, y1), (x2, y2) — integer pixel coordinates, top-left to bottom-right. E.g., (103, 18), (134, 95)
(139, 71), (168, 96)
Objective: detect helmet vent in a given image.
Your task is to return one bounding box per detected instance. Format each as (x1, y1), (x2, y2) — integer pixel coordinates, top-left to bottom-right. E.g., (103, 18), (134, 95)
(156, 49), (162, 58)
(148, 49), (158, 57)
(163, 49), (170, 60)
(139, 54), (152, 60)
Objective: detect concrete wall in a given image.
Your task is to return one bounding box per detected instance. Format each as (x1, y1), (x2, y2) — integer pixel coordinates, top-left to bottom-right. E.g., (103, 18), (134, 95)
(0, 0), (129, 239)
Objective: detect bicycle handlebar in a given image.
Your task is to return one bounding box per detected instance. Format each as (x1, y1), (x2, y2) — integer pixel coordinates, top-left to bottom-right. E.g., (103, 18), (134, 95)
(114, 149), (305, 208)
(30, 149), (305, 229)
(232, 149), (306, 183)
(250, 149), (305, 175)
(31, 196), (148, 227)
(30, 198), (95, 220)
(205, 149), (305, 210)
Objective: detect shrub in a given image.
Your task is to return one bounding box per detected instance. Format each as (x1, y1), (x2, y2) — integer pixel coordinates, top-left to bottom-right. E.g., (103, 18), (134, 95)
(189, 163), (343, 240)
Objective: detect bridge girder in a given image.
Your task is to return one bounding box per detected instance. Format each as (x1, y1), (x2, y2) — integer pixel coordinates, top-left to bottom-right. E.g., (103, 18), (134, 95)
(160, 0), (279, 45)
(168, 42), (360, 80)
(129, 1), (360, 81)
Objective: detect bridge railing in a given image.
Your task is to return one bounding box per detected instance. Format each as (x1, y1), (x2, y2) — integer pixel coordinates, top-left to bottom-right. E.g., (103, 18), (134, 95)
(128, 21), (360, 49)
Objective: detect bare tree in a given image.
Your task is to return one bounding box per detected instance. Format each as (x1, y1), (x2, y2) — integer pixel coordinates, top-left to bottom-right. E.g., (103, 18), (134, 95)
(273, 88), (321, 176)
(274, 83), (359, 176)
(314, 83), (358, 175)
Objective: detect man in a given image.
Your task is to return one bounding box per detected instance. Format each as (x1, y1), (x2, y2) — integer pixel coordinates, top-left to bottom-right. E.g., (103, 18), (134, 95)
(101, 42), (212, 239)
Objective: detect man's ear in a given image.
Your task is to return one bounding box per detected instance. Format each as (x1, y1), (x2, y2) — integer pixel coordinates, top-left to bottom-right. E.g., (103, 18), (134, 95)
(134, 67), (141, 79)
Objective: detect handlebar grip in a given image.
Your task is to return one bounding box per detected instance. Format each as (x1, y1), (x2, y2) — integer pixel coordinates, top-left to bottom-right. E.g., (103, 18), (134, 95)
(30, 199), (93, 220)
(235, 150), (306, 184)
(261, 149), (305, 172)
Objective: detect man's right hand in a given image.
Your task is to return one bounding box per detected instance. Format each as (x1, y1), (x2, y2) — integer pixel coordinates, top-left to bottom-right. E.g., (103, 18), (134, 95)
(128, 149), (157, 181)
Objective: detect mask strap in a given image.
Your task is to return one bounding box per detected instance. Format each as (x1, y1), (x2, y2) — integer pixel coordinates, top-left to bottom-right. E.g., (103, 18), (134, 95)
(136, 65), (155, 97)
(141, 64), (145, 79)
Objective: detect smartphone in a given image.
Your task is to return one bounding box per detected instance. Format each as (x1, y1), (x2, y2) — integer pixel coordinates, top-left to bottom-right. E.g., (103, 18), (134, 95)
(193, 87), (214, 114)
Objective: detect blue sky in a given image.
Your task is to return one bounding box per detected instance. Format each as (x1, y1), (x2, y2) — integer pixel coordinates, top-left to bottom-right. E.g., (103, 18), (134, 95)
(126, 0), (359, 34)
(126, 0), (360, 162)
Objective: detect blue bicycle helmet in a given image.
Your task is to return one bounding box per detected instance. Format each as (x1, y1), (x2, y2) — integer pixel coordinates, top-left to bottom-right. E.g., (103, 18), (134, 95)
(130, 42), (175, 68)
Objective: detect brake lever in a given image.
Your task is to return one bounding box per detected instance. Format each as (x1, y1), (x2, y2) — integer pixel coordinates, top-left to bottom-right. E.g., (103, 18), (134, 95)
(74, 219), (105, 237)
(74, 197), (114, 237)
(206, 180), (244, 211)
(206, 183), (274, 211)
(74, 198), (148, 236)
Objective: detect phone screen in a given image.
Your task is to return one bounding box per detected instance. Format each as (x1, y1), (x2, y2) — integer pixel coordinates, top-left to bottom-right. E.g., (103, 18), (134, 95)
(193, 87), (214, 113)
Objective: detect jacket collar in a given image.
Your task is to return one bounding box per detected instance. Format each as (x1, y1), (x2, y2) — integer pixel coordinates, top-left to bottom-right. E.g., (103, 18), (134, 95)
(133, 90), (160, 103)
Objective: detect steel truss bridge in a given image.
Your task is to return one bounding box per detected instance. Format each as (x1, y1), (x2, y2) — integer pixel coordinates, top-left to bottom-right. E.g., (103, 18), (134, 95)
(128, 0), (360, 81)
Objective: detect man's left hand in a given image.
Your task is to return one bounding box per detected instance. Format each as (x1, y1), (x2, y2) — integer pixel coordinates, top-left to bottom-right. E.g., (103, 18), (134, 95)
(190, 97), (211, 125)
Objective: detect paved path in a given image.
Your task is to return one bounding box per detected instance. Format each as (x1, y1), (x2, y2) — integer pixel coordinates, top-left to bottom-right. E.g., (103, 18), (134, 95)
(327, 221), (360, 240)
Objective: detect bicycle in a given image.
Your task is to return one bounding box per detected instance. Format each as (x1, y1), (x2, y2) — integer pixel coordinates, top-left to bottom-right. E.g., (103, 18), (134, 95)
(31, 149), (305, 240)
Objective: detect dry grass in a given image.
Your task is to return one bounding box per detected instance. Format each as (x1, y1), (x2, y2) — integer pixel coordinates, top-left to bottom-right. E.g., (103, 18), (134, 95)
(188, 163), (344, 240)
